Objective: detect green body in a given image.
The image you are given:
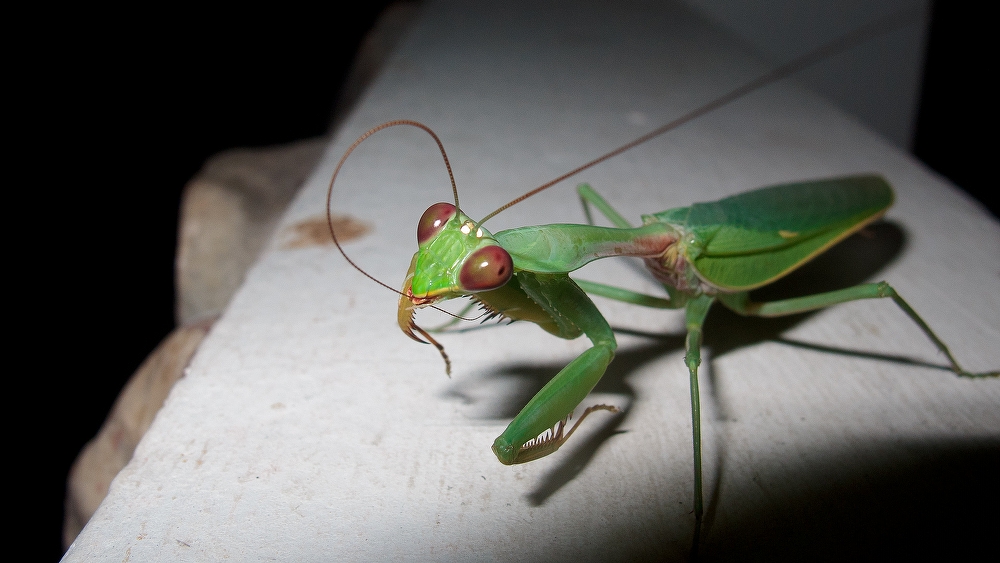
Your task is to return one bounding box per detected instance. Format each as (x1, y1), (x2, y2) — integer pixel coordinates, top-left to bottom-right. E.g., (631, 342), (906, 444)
(483, 175), (895, 460)
(649, 175), (893, 290)
(398, 174), (996, 544)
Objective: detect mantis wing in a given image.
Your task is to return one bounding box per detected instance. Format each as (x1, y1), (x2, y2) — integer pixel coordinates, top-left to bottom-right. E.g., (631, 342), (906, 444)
(649, 175), (894, 291)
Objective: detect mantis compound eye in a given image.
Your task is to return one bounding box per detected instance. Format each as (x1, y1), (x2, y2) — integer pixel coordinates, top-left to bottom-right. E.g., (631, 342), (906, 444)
(459, 245), (514, 292)
(416, 202), (457, 245)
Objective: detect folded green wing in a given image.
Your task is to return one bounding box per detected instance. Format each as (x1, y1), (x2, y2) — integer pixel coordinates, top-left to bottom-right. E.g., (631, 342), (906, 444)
(650, 175), (894, 291)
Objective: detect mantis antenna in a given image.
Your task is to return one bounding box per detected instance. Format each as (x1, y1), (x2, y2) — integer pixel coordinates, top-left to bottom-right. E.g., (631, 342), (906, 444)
(475, 8), (918, 228)
(326, 119), (480, 321)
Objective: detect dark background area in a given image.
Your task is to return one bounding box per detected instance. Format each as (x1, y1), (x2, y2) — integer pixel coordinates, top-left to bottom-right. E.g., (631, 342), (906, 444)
(33, 3), (988, 560)
(35, 5), (395, 560)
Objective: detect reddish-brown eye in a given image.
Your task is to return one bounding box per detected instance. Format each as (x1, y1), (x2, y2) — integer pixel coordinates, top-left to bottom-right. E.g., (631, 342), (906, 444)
(417, 202), (457, 245)
(459, 246), (513, 291)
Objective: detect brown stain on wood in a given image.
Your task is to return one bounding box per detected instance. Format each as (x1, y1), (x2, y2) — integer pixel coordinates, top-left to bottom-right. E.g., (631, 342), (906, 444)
(281, 215), (371, 249)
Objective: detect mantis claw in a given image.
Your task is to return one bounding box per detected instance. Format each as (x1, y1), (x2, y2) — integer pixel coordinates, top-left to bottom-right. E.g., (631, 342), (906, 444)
(398, 257), (452, 376)
(494, 404), (620, 465)
(399, 303), (452, 376)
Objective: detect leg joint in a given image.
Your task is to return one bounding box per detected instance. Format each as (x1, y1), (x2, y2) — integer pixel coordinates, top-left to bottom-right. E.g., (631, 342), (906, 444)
(875, 281), (896, 298)
(685, 355), (701, 370)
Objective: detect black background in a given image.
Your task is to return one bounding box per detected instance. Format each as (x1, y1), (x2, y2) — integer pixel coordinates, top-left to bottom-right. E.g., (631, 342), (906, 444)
(30, 3), (990, 559)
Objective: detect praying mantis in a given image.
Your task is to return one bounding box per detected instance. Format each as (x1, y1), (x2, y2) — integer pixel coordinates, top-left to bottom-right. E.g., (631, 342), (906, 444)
(325, 13), (998, 553)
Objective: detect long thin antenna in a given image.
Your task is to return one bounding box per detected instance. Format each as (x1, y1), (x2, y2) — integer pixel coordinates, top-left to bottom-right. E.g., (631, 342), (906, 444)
(476, 9), (917, 227)
(327, 120), (473, 320)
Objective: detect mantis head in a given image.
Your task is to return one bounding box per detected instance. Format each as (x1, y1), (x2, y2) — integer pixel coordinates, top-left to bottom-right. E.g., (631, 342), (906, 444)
(398, 202), (514, 373)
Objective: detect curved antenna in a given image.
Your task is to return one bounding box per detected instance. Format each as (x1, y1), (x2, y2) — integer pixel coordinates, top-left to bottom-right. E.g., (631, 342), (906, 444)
(327, 120), (474, 319)
(476, 9), (916, 227)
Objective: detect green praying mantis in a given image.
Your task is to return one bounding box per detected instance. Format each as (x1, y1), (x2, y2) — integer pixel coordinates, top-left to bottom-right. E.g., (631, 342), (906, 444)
(325, 15), (998, 551)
